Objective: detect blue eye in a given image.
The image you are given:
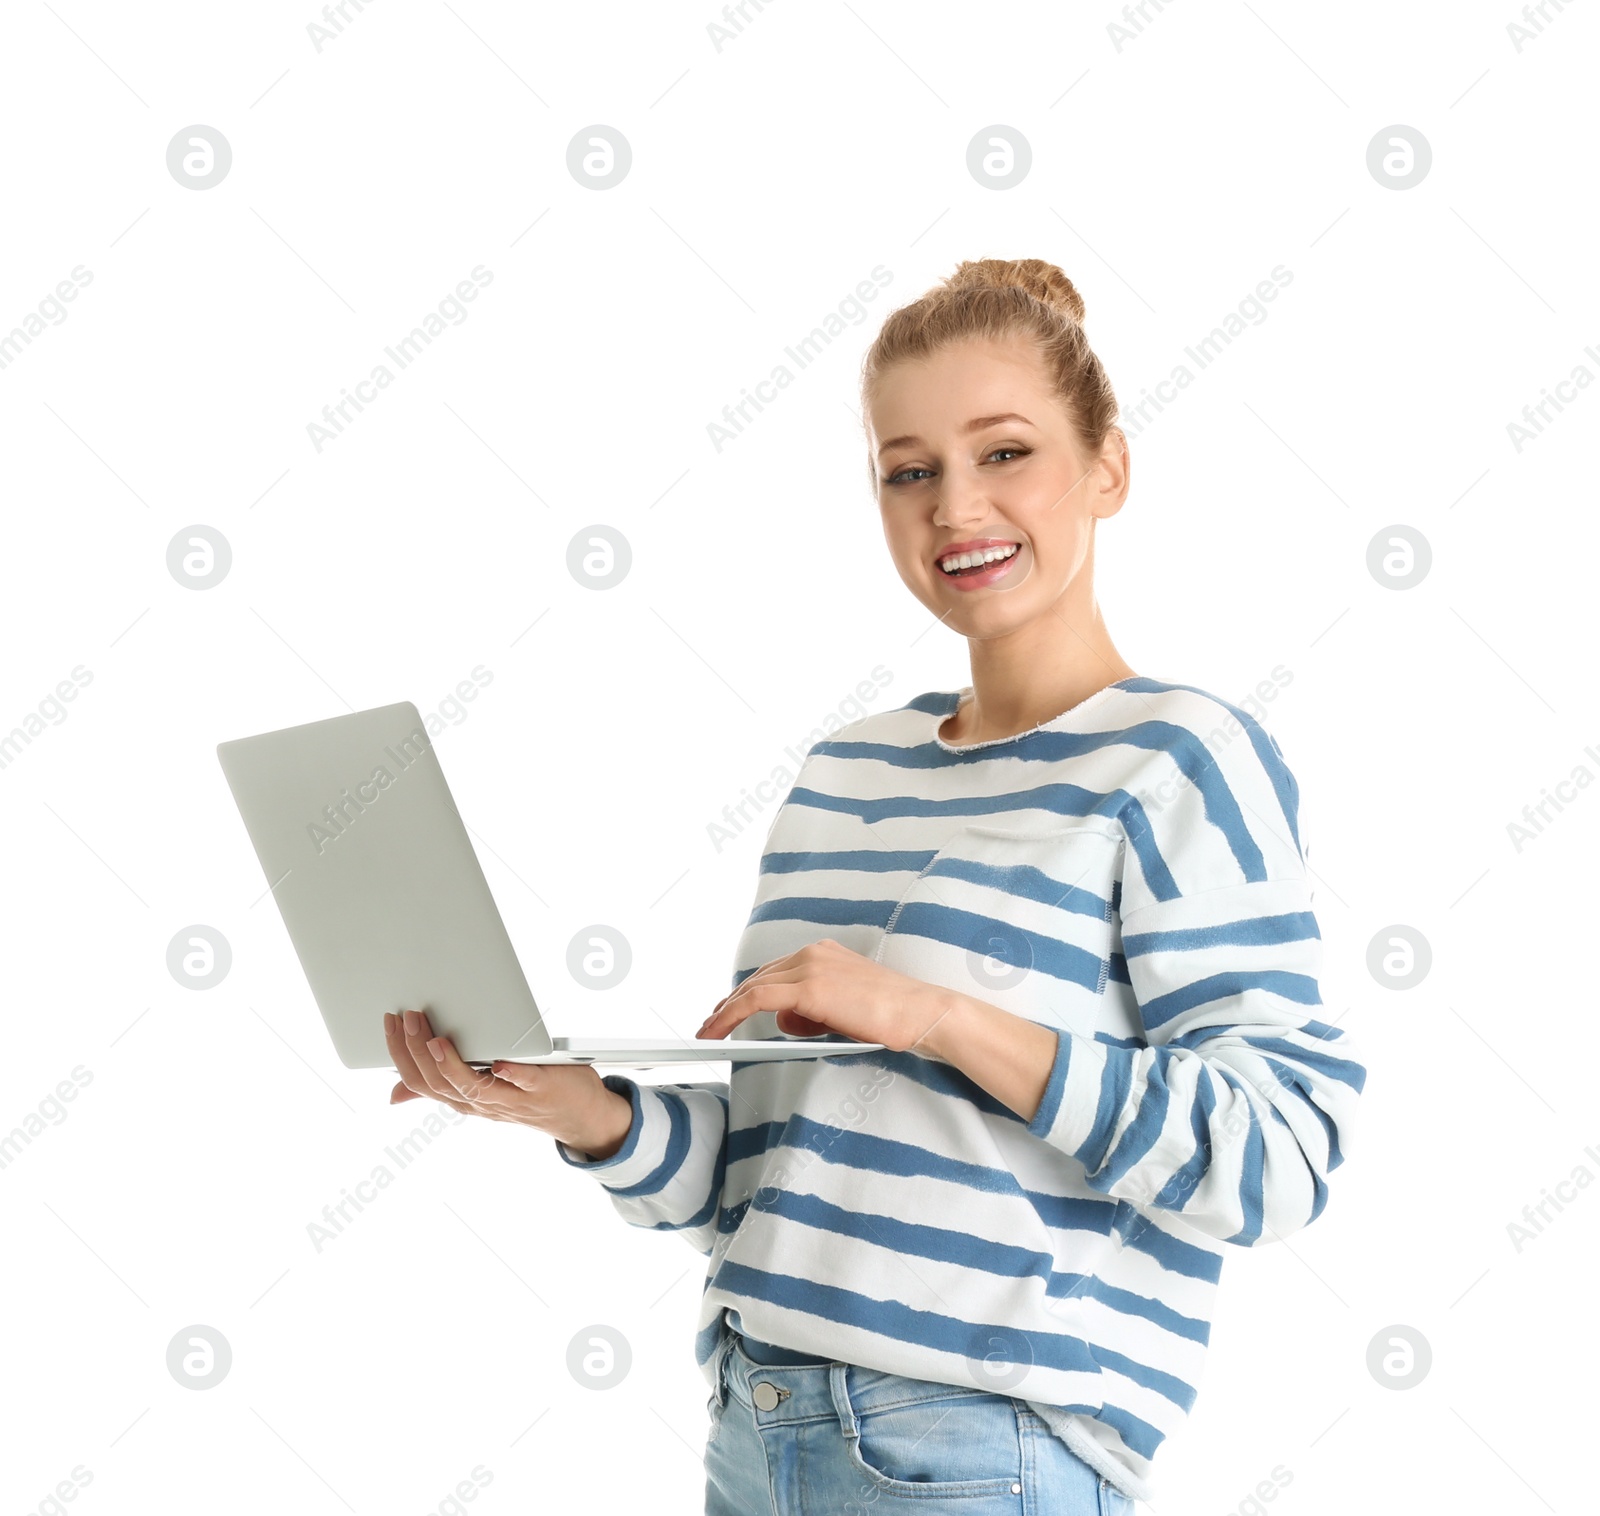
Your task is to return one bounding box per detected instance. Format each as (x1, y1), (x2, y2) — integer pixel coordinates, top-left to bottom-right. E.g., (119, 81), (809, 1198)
(882, 447), (1028, 487)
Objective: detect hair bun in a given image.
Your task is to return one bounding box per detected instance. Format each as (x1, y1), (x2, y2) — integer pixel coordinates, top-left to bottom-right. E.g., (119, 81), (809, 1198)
(943, 258), (1086, 324)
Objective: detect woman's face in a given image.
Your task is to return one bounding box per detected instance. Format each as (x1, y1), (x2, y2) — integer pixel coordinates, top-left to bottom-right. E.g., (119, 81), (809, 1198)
(867, 335), (1127, 635)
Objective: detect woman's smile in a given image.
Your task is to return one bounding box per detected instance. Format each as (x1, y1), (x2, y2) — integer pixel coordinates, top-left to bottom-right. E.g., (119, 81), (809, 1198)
(934, 538), (1028, 591)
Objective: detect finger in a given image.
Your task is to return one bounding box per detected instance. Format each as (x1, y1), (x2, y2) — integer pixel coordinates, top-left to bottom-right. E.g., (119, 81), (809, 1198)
(392, 1010), (475, 1114)
(384, 1011), (433, 1096)
(706, 951), (804, 1023)
(401, 1009), (459, 1100)
(701, 975), (807, 1037)
(699, 976), (779, 1036)
(735, 953), (803, 993)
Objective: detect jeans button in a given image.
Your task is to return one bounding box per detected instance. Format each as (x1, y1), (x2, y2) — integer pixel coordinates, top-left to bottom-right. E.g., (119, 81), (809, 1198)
(752, 1381), (788, 1411)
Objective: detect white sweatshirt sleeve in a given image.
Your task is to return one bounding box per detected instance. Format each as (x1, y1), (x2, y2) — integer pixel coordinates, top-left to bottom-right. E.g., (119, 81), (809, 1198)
(554, 1073), (729, 1257)
(1025, 723), (1367, 1247)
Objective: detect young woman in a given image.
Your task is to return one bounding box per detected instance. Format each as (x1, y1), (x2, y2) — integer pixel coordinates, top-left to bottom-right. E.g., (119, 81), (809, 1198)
(384, 258), (1367, 1515)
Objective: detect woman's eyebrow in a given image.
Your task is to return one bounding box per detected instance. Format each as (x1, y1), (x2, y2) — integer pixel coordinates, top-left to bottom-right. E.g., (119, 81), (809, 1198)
(877, 412), (1034, 456)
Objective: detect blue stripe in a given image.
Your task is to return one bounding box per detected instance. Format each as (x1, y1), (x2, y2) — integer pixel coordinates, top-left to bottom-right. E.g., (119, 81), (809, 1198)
(730, 1045), (1059, 1130)
(886, 901), (1107, 993)
(1082, 1278), (1211, 1347)
(744, 894), (899, 933)
(1257, 1055), (1346, 1174)
(728, 1119), (787, 1167)
(1122, 910), (1320, 957)
(1075, 1044), (1137, 1170)
(897, 691), (953, 715)
(1297, 1015), (1356, 1044)
(688, 1100), (736, 1234)
(747, 1113), (1041, 1197)
(762, 848), (941, 876)
(1087, 1342), (1200, 1412)
(1139, 970), (1322, 1031)
(724, 1109), (1125, 1239)
(923, 853), (1112, 923)
(1220, 1070), (1266, 1245)
(1027, 1030), (1070, 1139)
(786, 784), (1181, 901)
(1111, 1201), (1223, 1283)
(605, 1087), (691, 1200)
(1087, 1401), (1167, 1462)
(1215, 1034), (1367, 1094)
(1100, 1053), (1170, 1187)
(1119, 677), (1302, 854)
(1113, 1077), (1218, 1250)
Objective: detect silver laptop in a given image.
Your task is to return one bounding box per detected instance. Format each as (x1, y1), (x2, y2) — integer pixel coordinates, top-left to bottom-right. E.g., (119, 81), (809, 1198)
(216, 701), (883, 1071)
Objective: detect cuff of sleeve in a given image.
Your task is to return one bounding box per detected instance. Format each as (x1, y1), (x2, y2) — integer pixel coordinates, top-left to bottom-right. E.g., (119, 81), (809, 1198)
(1025, 1027), (1121, 1166)
(553, 1074), (660, 1186)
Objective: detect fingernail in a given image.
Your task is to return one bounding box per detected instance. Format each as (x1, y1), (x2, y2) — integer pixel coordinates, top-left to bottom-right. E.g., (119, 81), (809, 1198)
(403, 1010), (419, 1035)
(427, 1038), (445, 1062)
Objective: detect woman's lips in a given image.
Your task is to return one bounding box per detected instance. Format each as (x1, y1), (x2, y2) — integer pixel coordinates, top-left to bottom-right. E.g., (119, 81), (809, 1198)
(936, 542), (1025, 592)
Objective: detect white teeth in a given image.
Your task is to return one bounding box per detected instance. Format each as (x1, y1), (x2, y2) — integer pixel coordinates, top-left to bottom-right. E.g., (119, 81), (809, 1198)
(939, 543), (1019, 574)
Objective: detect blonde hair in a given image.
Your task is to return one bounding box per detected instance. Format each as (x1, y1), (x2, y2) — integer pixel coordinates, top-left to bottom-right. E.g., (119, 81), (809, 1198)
(859, 257), (1121, 490)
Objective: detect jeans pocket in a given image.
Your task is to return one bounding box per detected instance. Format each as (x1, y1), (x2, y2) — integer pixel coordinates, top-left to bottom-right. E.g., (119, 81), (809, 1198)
(844, 1377), (1023, 1497)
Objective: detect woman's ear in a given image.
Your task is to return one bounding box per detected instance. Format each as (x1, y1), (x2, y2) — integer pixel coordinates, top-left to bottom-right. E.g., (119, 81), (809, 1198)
(1090, 429), (1131, 519)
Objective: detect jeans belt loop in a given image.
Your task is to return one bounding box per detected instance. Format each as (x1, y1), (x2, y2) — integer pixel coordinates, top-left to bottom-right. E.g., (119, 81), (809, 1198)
(828, 1360), (857, 1441)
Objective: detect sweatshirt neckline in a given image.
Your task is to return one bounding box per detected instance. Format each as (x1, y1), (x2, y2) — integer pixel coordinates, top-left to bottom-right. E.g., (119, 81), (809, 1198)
(931, 677), (1138, 754)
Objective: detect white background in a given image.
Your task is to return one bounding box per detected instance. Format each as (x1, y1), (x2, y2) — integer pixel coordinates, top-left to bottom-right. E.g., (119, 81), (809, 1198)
(1, 2), (1595, 1513)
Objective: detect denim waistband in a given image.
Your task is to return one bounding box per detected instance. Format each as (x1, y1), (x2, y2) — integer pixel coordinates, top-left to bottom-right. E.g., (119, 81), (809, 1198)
(717, 1330), (1022, 1429)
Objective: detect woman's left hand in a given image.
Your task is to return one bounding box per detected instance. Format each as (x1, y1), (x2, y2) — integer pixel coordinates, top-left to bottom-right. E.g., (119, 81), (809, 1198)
(695, 938), (953, 1054)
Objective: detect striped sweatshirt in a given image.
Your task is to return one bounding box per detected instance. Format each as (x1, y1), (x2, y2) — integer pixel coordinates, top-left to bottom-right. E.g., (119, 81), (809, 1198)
(555, 676), (1366, 1502)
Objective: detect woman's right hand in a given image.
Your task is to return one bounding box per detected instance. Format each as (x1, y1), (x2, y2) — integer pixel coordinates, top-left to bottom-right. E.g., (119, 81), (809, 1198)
(382, 1009), (635, 1160)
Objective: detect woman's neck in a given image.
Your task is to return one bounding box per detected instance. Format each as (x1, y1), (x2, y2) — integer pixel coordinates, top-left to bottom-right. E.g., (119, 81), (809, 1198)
(940, 655), (1138, 746)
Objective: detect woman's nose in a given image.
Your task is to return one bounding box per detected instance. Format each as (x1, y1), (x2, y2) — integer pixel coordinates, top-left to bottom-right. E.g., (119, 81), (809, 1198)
(932, 480), (993, 528)
(935, 498), (994, 532)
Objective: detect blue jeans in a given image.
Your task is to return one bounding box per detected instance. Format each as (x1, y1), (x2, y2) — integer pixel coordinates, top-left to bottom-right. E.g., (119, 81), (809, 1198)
(704, 1325), (1136, 1515)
